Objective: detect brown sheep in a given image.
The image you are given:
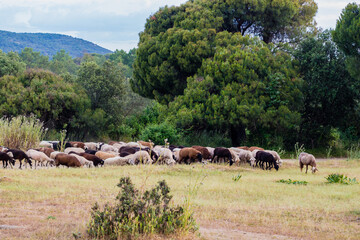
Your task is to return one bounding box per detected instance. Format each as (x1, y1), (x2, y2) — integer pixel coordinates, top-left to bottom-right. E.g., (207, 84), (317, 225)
(192, 146), (212, 160)
(138, 140), (154, 148)
(38, 147), (55, 158)
(95, 151), (118, 160)
(69, 141), (86, 149)
(178, 148), (202, 164)
(249, 146), (264, 152)
(78, 153), (104, 167)
(55, 153), (81, 168)
(237, 146), (249, 150)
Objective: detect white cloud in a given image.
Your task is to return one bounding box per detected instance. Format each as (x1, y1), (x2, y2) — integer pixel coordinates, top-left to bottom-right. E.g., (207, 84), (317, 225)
(14, 11), (32, 28)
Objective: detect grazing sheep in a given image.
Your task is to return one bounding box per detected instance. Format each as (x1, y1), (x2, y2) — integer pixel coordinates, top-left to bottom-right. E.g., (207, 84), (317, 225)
(249, 146), (265, 152)
(169, 145), (185, 151)
(228, 149), (240, 164)
(85, 149), (97, 155)
(299, 152), (318, 173)
(104, 156), (129, 166)
(84, 142), (97, 151)
(38, 147), (55, 158)
(212, 147), (233, 166)
(95, 151), (118, 160)
(172, 148), (181, 162)
(255, 151), (279, 171)
(126, 150), (153, 165)
(100, 144), (116, 152)
(64, 147), (85, 154)
(6, 149), (32, 169)
(69, 153), (94, 168)
(126, 142), (141, 148)
(78, 153), (104, 167)
(178, 148), (202, 164)
(230, 148), (254, 165)
(205, 147), (215, 159)
(55, 153), (81, 168)
(26, 149), (54, 168)
(69, 141), (86, 149)
(138, 140), (154, 149)
(153, 147), (176, 165)
(237, 146), (249, 150)
(39, 141), (53, 148)
(265, 150), (282, 167)
(0, 152), (15, 168)
(50, 151), (62, 160)
(192, 146), (212, 161)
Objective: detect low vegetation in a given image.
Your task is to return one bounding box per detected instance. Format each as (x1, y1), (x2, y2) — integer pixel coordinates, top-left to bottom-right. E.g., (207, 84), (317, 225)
(277, 179), (308, 185)
(325, 173), (359, 185)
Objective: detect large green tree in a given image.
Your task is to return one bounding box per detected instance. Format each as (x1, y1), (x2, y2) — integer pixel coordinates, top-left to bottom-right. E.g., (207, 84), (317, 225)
(0, 50), (26, 77)
(19, 48), (50, 69)
(132, 0), (317, 103)
(294, 31), (359, 147)
(167, 33), (303, 146)
(333, 2), (360, 81)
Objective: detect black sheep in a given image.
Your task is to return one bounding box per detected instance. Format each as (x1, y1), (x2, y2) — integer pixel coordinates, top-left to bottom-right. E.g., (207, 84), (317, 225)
(6, 149), (32, 169)
(255, 151), (279, 171)
(212, 147), (233, 166)
(0, 152), (15, 168)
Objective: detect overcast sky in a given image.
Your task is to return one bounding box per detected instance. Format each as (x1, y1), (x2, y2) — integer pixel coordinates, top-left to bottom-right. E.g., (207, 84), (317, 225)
(0, 0), (358, 52)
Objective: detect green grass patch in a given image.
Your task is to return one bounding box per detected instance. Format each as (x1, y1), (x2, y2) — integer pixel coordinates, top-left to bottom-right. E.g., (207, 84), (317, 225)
(277, 179), (308, 185)
(325, 173), (359, 185)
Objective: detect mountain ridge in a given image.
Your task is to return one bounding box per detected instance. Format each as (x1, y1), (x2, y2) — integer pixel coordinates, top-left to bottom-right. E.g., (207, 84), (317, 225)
(0, 30), (112, 58)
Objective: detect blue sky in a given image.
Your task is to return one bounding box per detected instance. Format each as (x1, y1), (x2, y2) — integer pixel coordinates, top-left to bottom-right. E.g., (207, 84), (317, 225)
(0, 0), (357, 52)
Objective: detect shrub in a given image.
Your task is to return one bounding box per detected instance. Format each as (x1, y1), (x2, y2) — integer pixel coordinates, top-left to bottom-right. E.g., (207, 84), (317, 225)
(140, 122), (181, 145)
(87, 177), (197, 239)
(325, 174), (358, 185)
(0, 115), (46, 149)
(232, 174), (242, 182)
(277, 179), (308, 185)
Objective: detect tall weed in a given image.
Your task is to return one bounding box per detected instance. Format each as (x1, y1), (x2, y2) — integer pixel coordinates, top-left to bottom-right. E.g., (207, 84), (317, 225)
(0, 115), (46, 149)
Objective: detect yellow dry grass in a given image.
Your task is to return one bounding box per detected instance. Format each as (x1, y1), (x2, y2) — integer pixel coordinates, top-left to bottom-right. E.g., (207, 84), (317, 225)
(0, 159), (359, 240)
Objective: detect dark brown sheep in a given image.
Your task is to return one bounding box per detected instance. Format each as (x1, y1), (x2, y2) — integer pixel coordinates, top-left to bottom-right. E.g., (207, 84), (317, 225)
(0, 152), (15, 168)
(212, 147), (233, 166)
(178, 148), (202, 164)
(6, 149), (32, 169)
(192, 146), (212, 160)
(78, 152), (104, 167)
(38, 147), (55, 157)
(55, 153), (81, 168)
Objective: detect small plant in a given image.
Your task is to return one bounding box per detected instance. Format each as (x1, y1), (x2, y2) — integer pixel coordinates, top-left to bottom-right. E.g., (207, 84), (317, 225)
(47, 216), (56, 220)
(232, 174), (242, 182)
(59, 129), (67, 152)
(325, 174), (359, 185)
(294, 142), (306, 159)
(277, 179), (308, 185)
(87, 177), (197, 239)
(326, 146), (333, 159)
(347, 144), (360, 160)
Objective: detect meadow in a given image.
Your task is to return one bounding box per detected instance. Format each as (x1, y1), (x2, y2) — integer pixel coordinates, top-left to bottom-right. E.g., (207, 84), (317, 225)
(0, 159), (359, 240)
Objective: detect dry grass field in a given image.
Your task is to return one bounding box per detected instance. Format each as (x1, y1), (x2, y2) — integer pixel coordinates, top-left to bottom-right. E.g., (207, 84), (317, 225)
(0, 159), (359, 240)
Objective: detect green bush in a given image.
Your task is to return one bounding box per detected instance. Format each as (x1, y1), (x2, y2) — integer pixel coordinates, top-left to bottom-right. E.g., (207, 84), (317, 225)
(277, 179), (308, 185)
(140, 122), (181, 145)
(325, 174), (358, 185)
(87, 177), (197, 239)
(0, 115), (46, 149)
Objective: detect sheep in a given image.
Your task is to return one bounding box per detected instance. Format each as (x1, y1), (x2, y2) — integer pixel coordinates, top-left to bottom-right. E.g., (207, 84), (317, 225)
(64, 147), (85, 154)
(26, 149), (55, 168)
(192, 146), (212, 161)
(255, 151), (279, 171)
(55, 153), (81, 168)
(249, 146), (265, 152)
(205, 147), (215, 159)
(126, 142), (141, 148)
(0, 152), (15, 168)
(178, 148), (202, 164)
(228, 149), (240, 164)
(38, 147), (55, 158)
(39, 141), (53, 148)
(118, 150), (153, 165)
(172, 148), (181, 162)
(104, 156), (129, 166)
(138, 140), (154, 149)
(50, 151), (62, 160)
(153, 147), (176, 165)
(69, 153), (94, 168)
(100, 144), (116, 152)
(230, 148), (254, 165)
(299, 152), (318, 173)
(69, 141), (86, 149)
(237, 146), (249, 150)
(84, 142), (97, 151)
(95, 151), (118, 160)
(78, 153), (104, 167)
(265, 150), (283, 167)
(6, 149), (32, 169)
(119, 146), (158, 161)
(212, 147), (233, 166)
(85, 149), (97, 155)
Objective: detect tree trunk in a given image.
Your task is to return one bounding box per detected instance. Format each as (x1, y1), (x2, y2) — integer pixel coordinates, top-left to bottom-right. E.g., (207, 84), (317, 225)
(230, 125), (246, 146)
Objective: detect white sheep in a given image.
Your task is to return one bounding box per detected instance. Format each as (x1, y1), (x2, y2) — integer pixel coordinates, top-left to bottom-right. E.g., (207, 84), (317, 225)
(126, 151), (153, 165)
(126, 142), (141, 148)
(84, 142), (97, 151)
(153, 147), (176, 165)
(299, 152), (318, 173)
(172, 148), (182, 161)
(231, 148), (255, 165)
(228, 149), (240, 164)
(206, 147), (215, 158)
(100, 144), (116, 152)
(50, 151), (62, 160)
(69, 153), (94, 168)
(26, 149), (54, 168)
(64, 147), (85, 154)
(39, 141), (52, 148)
(104, 156), (129, 166)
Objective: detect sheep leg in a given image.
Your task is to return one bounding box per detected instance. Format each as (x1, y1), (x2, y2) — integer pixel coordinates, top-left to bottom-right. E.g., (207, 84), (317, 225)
(19, 159), (22, 169)
(305, 165), (308, 174)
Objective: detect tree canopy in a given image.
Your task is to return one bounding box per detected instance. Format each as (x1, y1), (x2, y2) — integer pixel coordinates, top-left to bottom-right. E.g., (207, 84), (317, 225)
(132, 0), (317, 103)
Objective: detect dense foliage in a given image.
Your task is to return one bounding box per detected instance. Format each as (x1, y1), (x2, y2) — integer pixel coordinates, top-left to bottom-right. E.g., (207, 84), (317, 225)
(132, 0), (317, 103)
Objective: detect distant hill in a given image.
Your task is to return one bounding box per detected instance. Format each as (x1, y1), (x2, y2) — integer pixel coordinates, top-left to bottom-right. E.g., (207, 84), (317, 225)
(0, 30), (112, 58)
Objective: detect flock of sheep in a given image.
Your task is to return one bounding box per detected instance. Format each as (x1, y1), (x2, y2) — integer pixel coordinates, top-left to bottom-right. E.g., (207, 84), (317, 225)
(0, 140), (318, 173)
